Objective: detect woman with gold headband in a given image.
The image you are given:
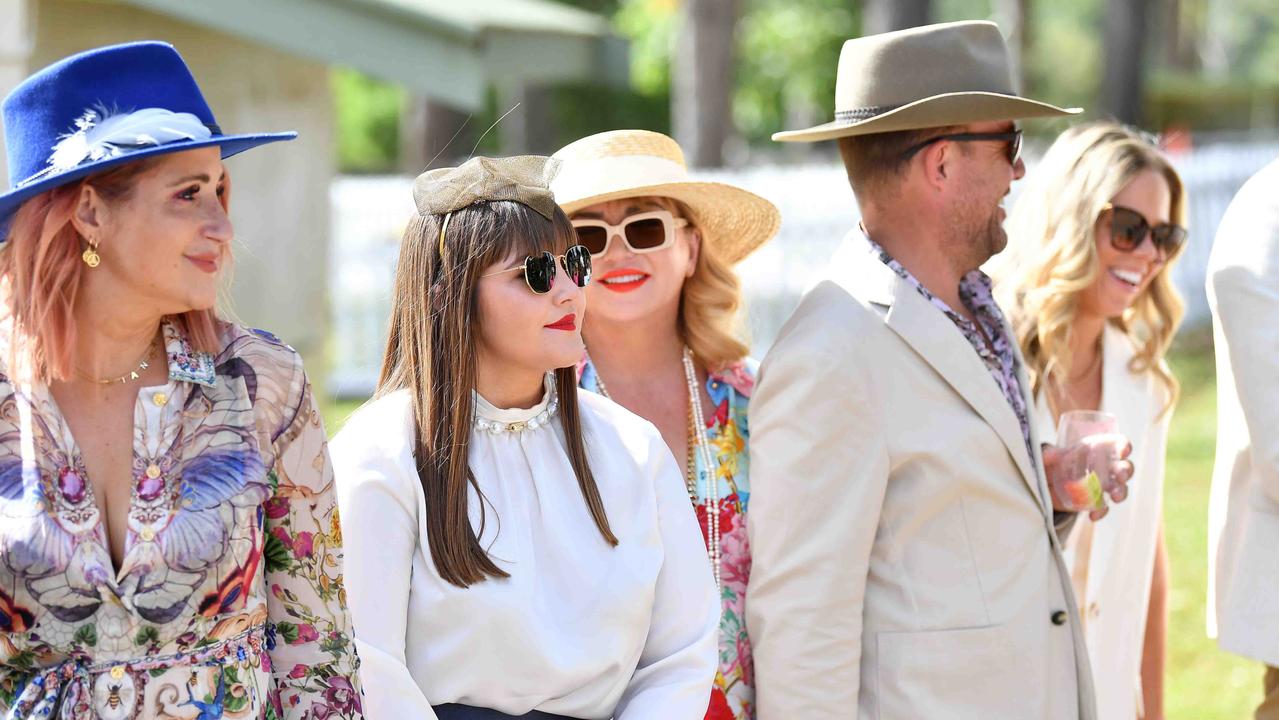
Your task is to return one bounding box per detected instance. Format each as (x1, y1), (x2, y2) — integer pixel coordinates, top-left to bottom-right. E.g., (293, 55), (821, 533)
(330, 155), (719, 719)
(551, 130), (779, 720)
(993, 121), (1188, 720)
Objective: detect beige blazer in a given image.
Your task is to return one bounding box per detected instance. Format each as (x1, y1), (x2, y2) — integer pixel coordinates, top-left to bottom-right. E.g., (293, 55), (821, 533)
(747, 233), (1095, 720)
(1206, 157), (1279, 667)
(1034, 324), (1170, 720)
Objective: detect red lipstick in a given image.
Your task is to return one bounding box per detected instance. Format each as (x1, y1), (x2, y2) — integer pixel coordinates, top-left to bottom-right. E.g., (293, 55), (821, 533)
(545, 313), (577, 331)
(597, 268), (650, 293)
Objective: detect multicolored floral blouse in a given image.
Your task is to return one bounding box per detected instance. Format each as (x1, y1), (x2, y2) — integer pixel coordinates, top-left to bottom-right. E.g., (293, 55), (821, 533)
(0, 322), (363, 719)
(579, 359), (756, 720)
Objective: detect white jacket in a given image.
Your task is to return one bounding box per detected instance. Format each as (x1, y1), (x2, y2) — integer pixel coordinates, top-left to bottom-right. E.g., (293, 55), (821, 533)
(1207, 157), (1279, 667)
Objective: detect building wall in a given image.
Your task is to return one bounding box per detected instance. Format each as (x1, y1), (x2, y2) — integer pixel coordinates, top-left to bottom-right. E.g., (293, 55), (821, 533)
(2, 0), (333, 368)
(0, 0), (34, 185)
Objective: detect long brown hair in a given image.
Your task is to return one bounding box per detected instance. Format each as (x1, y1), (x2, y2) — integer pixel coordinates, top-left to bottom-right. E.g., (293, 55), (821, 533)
(1, 158), (225, 384)
(377, 200), (617, 588)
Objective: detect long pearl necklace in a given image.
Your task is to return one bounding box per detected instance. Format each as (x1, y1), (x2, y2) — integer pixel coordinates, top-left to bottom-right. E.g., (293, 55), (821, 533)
(591, 347), (721, 592)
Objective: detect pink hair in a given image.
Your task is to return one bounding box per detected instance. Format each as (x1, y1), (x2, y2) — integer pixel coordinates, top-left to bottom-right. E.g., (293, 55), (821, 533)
(1, 158), (225, 384)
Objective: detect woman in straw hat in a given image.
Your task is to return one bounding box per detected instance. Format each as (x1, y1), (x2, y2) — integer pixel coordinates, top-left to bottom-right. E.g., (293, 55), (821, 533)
(330, 154), (719, 720)
(992, 122), (1187, 720)
(551, 129), (780, 720)
(0, 42), (363, 718)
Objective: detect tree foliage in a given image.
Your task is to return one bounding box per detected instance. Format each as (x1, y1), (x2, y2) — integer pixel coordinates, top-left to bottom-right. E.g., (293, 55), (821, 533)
(330, 0), (1279, 172)
(734, 0), (860, 143)
(332, 68), (402, 173)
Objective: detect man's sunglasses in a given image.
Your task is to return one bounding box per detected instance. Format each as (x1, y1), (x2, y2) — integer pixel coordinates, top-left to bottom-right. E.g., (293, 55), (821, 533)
(903, 129), (1023, 166)
(1102, 203), (1187, 257)
(571, 209), (689, 257)
(481, 245), (593, 295)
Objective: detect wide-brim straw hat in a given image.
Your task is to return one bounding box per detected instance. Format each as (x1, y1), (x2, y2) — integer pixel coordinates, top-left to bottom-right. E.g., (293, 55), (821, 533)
(774, 20), (1081, 143)
(551, 130), (780, 265)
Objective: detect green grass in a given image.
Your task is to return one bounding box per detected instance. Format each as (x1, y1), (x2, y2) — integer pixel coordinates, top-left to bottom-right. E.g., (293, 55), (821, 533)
(322, 397), (367, 437)
(1164, 332), (1259, 718)
(315, 332), (1262, 717)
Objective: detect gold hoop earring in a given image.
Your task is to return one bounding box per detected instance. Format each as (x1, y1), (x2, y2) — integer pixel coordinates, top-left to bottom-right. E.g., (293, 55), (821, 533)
(82, 237), (101, 268)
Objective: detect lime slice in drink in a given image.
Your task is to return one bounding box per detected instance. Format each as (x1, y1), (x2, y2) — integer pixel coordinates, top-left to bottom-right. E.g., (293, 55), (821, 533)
(1083, 470), (1104, 508)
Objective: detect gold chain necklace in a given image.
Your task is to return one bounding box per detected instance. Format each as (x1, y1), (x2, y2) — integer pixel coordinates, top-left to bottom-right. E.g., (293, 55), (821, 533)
(1049, 339), (1104, 415)
(75, 339), (158, 385)
(1066, 344), (1103, 383)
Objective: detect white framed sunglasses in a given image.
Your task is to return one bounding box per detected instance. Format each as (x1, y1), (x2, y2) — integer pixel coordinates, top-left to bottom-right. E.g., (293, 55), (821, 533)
(570, 209), (689, 257)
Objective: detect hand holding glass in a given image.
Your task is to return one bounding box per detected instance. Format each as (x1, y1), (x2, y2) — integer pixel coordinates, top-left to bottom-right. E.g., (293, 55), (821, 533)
(1051, 410), (1132, 516)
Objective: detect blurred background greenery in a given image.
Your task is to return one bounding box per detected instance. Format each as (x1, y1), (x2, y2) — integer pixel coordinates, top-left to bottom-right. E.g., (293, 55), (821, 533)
(336, 0), (1279, 172)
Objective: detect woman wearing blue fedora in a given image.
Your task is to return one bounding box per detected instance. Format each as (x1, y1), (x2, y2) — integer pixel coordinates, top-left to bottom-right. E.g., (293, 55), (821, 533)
(0, 42), (363, 718)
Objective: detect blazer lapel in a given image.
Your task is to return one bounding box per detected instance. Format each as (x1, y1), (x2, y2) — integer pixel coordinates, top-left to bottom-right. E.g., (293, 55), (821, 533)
(835, 244), (1044, 508)
(1012, 333), (1055, 518)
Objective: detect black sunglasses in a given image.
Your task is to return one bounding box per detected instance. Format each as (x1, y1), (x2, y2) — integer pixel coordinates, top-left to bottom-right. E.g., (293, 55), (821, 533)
(1102, 203), (1187, 257)
(481, 244), (593, 294)
(903, 129), (1023, 166)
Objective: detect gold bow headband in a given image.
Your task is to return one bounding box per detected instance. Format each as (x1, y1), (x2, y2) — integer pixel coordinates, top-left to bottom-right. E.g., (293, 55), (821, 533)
(412, 155), (562, 256)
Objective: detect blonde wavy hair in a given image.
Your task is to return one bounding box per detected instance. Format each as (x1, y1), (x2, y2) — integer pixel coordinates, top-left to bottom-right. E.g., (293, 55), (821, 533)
(590, 196), (750, 371)
(993, 121), (1186, 416)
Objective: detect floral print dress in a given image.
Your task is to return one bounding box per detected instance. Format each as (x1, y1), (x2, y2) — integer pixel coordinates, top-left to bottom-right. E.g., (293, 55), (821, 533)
(0, 322), (363, 720)
(580, 359), (756, 720)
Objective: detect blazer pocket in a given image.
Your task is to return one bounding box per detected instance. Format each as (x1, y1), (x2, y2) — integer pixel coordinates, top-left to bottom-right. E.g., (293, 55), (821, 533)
(875, 623), (1025, 720)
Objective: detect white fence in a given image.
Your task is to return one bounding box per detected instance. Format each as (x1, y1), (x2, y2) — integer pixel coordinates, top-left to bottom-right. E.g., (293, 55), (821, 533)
(329, 139), (1279, 398)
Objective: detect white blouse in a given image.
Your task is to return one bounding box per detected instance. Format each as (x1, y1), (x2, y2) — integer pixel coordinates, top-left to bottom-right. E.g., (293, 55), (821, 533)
(330, 377), (719, 719)
(1032, 323), (1170, 720)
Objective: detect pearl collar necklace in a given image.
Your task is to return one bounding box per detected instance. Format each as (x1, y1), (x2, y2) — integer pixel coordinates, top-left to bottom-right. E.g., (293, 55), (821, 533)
(472, 374), (560, 434)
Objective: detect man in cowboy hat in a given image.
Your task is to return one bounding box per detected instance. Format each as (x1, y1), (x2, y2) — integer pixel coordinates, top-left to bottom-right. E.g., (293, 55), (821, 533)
(746, 21), (1133, 720)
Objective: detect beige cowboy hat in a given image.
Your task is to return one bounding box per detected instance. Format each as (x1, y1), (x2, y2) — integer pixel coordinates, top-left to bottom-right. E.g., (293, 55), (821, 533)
(774, 20), (1081, 143)
(551, 130), (781, 264)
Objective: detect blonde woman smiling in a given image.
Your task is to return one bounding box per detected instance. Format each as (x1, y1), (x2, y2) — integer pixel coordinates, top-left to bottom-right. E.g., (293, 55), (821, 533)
(552, 130), (780, 720)
(994, 122), (1187, 720)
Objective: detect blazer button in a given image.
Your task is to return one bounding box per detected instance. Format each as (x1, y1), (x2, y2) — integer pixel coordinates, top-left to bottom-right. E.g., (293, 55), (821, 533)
(1051, 610), (1069, 626)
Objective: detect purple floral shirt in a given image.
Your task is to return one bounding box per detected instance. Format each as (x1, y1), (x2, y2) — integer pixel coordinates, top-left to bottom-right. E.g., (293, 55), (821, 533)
(0, 322), (363, 720)
(866, 237), (1035, 463)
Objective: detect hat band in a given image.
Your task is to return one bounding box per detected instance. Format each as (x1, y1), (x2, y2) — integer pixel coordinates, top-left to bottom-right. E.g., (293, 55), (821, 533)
(552, 154), (689, 206)
(834, 104), (904, 123)
(834, 90), (1029, 125)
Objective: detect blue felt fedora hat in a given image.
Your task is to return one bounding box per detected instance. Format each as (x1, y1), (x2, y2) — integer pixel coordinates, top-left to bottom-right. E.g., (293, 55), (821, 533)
(0, 40), (296, 238)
